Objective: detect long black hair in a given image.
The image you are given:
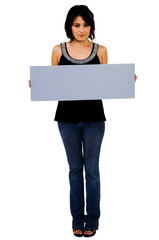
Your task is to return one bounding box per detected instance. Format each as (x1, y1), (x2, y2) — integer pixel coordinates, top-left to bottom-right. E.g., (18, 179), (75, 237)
(65, 5), (95, 42)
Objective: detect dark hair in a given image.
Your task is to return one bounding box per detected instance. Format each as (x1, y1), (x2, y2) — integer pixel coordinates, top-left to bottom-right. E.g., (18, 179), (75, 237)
(65, 5), (95, 42)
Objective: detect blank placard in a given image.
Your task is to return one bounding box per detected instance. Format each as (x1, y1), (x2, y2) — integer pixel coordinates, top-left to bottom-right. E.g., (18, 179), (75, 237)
(30, 64), (135, 101)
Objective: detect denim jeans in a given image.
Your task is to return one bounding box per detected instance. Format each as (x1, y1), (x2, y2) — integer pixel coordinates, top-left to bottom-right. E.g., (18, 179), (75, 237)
(58, 121), (105, 231)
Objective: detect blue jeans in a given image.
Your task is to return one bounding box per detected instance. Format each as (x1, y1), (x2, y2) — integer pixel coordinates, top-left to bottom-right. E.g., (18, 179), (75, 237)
(58, 121), (105, 231)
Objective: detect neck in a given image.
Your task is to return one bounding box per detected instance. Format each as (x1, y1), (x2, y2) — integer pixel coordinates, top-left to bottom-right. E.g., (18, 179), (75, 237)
(70, 39), (91, 47)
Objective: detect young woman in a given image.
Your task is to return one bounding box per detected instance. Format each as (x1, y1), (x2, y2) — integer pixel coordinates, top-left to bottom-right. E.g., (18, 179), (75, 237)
(29, 4), (137, 238)
(51, 5), (107, 237)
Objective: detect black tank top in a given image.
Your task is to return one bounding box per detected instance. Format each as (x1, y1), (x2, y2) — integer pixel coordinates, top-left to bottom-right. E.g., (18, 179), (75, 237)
(54, 42), (106, 122)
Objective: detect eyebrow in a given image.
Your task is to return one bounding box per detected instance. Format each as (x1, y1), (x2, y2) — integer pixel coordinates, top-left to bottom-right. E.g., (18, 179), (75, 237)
(73, 22), (87, 24)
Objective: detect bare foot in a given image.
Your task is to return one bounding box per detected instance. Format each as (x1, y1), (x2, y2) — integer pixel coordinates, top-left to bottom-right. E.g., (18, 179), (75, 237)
(84, 230), (95, 235)
(73, 229), (83, 235)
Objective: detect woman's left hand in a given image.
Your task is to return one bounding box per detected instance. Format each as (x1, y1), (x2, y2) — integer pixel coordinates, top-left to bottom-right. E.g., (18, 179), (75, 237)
(135, 74), (137, 82)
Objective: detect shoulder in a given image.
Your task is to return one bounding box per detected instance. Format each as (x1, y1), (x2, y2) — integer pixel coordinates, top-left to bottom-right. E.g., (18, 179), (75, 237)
(97, 44), (108, 64)
(52, 44), (62, 58)
(52, 44), (61, 53)
(98, 45), (107, 55)
(51, 44), (62, 65)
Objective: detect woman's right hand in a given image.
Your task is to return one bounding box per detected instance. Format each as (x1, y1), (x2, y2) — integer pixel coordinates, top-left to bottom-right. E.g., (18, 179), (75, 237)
(28, 80), (31, 88)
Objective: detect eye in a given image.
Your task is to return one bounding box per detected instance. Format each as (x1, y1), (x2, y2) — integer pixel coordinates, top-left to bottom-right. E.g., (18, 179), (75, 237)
(74, 24), (80, 27)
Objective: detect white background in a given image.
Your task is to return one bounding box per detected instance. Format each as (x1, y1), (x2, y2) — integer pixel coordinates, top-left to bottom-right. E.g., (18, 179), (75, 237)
(0, 0), (159, 239)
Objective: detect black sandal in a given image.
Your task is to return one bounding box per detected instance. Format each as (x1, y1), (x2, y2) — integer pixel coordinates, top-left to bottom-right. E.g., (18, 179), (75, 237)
(84, 230), (96, 237)
(73, 229), (84, 237)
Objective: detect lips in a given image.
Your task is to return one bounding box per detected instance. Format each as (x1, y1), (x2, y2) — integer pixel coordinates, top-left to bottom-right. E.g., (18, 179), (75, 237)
(79, 35), (85, 37)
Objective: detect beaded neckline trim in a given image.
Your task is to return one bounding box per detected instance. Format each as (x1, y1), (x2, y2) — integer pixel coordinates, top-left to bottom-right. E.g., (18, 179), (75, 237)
(61, 42), (99, 64)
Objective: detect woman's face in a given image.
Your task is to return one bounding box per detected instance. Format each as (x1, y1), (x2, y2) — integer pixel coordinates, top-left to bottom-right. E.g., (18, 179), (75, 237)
(71, 16), (91, 41)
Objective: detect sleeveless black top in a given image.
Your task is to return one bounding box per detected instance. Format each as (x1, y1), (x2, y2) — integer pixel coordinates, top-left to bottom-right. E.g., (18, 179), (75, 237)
(54, 42), (106, 122)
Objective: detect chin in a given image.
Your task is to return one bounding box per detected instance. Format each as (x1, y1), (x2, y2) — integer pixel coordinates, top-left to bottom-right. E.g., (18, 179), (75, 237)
(77, 36), (88, 41)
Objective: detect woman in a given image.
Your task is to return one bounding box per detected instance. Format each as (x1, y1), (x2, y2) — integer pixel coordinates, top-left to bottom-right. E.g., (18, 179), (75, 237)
(52, 5), (107, 237)
(29, 4), (137, 238)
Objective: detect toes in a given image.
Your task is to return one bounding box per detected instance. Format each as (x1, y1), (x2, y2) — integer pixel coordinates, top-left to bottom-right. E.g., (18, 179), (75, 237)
(74, 229), (83, 234)
(84, 230), (94, 235)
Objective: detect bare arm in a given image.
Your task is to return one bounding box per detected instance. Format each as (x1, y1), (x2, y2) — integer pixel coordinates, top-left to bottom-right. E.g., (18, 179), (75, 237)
(51, 44), (61, 65)
(97, 45), (137, 82)
(28, 44), (61, 88)
(97, 45), (108, 64)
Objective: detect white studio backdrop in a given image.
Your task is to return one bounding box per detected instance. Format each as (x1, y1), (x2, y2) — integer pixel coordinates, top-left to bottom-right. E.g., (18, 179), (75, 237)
(0, 0), (159, 240)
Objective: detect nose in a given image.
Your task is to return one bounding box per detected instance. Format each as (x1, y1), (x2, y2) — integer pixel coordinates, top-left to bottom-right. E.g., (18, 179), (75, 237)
(79, 26), (84, 33)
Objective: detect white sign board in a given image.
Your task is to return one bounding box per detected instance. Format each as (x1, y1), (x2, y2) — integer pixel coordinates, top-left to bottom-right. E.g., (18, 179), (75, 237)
(30, 64), (135, 101)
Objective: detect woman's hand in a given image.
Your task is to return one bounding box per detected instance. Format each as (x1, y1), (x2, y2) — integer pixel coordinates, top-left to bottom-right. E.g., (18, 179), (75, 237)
(28, 80), (31, 88)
